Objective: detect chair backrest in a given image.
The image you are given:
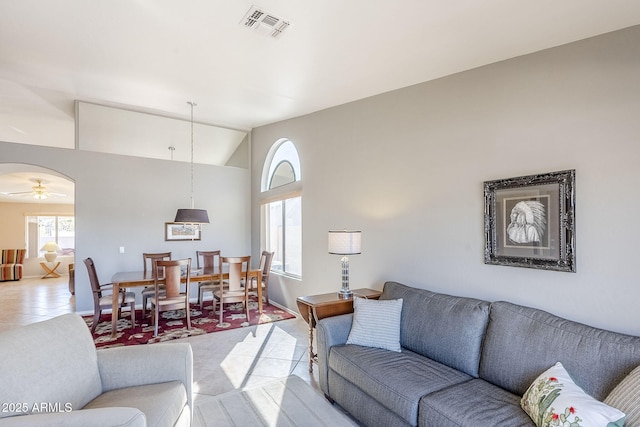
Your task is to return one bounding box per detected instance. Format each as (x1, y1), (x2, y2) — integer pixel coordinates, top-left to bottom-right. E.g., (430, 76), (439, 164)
(1, 249), (26, 264)
(154, 258), (190, 298)
(196, 250), (221, 269)
(259, 251), (274, 277)
(83, 257), (102, 297)
(222, 256), (250, 292)
(143, 252), (171, 274)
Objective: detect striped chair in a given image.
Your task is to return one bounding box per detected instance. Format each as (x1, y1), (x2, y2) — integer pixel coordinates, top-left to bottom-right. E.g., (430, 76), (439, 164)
(0, 249), (26, 282)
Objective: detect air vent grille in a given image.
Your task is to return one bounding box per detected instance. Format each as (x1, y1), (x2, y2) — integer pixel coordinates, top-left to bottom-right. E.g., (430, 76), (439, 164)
(240, 5), (290, 39)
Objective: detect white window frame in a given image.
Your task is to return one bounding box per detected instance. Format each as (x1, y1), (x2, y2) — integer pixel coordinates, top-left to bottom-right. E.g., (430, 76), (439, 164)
(260, 139), (302, 279)
(26, 214), (75, 259)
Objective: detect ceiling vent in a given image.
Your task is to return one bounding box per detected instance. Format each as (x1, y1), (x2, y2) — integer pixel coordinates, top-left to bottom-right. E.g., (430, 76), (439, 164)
(240, 5), (290, 39)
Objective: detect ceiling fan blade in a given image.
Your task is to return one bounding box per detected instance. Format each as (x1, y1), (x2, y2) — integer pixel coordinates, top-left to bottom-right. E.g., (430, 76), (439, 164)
(1, 179), (68, 199)
(2, 191), (34, 196)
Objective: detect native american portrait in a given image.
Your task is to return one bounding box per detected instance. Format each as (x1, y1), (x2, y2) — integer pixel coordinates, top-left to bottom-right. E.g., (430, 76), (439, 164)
(506, 200), (546, 244)
(484, 170), (575, 272)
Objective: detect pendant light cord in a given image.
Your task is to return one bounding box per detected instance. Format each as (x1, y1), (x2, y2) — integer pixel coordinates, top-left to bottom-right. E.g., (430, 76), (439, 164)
(173, 100), (209, 226)
(188, 101), (196, 209)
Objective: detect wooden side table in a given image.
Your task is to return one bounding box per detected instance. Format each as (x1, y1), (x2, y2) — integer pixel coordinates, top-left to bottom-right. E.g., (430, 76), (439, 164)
(40, 262), (62, 279)
(296, 288), (382, 373)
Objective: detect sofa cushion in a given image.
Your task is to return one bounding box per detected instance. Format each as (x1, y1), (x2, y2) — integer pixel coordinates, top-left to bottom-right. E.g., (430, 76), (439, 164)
(605, 364), (640, 427)
(329, 344), (472, 425)
(0, 314), (102, 419)
(0, 263), (23, 281)
(84, 380), (187, 427)
(328, 373), (413, 427)
(380, 281), (490, 377)
(480, 301), (640, 399)
(420, 378), (534, 427)
(346, 297), (403, 352)
(521, 362), (625, 427)
(0, 407), (147, 427)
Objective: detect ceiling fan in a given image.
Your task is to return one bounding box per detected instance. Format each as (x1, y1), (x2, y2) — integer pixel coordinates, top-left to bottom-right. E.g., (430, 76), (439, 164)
(3, 179), (67, 200)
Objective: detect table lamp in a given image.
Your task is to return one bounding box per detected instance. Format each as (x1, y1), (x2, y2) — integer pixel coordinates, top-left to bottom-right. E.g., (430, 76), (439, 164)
(41, 242), (60, 263)
(328, 230), (361, 299)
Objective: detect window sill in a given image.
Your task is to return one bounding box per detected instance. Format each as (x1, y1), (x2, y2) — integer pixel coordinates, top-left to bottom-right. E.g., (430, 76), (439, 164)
(271, 270), (302, 281)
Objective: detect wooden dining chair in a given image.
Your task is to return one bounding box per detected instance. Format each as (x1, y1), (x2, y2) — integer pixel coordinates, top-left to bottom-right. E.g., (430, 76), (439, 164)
(68, 262), (75, 295)
(247, 251), (274, 305)
(143, 252), (172, 273)
(141, 252), (171, 317)
(214, 256), (251, 325)
(150, 258), (191, 336)
(83, 257), (136, 333)
(196, 250), (222, 309)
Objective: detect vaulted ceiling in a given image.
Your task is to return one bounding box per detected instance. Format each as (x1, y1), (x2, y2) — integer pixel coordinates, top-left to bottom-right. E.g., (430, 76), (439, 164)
(1, 0), (639, 142)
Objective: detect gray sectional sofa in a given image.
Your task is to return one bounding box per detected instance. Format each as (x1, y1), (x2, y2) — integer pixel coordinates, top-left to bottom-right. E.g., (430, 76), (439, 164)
(0, 313), (193, 426)
(317, 281), (640, 427)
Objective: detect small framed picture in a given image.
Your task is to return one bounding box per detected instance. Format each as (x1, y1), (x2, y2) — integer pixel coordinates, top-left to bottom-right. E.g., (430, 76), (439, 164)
(165, 222), (201, 241)
(484, 170), (576, 272)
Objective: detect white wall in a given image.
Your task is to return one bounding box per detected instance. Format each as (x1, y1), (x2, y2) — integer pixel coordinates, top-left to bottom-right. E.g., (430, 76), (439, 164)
(251, 25), (640, 335)
(0, 142), (250, 312)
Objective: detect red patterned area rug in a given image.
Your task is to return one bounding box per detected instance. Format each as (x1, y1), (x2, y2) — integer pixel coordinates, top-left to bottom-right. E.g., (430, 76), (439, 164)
(84, 297), (296, 349)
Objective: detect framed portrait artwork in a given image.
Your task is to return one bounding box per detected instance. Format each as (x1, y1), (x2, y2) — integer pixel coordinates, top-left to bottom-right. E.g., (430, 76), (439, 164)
(165, 222), (201, 241)
(484, 170), (576, 272)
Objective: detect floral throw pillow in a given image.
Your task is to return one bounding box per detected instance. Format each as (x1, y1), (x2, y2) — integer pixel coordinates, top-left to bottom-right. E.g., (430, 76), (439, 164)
(521, 362), (625, 427)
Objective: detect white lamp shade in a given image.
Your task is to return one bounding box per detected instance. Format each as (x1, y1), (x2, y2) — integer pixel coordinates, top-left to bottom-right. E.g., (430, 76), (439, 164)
(40, 242), (60, 252)
(328, 230), (362, 255)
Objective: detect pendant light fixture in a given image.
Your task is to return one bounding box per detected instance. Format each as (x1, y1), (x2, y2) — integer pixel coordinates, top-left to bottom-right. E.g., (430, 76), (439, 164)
(174, 101), (210, 228)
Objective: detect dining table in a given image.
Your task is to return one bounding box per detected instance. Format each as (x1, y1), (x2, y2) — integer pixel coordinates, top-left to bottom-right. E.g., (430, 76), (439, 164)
(110, 266), (262, 338)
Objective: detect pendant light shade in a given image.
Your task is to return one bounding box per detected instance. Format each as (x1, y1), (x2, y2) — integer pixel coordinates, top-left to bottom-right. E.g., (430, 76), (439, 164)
(174, 208), (209, 224)
(174, 101), (210, 226)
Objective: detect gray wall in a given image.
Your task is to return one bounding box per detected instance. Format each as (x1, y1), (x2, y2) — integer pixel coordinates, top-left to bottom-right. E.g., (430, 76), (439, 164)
(0, 142), (250, 312)
(251, 25), (640, 335)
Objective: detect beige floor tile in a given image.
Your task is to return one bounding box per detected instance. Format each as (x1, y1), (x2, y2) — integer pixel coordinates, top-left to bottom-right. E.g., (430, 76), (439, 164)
(0, 276), (320, 402)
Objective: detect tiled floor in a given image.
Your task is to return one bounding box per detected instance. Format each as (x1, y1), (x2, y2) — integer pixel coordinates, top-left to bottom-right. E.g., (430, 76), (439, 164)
(0, 276), (320, 401)
(0, 276), (76, 331)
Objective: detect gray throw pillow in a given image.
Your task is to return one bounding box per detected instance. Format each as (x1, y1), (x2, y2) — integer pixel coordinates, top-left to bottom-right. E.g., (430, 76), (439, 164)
(346, 297), (403, 352)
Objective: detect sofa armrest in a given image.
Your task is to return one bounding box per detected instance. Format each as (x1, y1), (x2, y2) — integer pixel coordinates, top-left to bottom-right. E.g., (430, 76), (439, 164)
(0, 407), (145, 427)
(96, 342), (193, 416)
(316, 313), (353, 396)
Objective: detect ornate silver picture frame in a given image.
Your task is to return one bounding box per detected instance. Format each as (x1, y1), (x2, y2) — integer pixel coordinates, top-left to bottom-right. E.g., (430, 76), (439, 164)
(484, 170), (576, 272)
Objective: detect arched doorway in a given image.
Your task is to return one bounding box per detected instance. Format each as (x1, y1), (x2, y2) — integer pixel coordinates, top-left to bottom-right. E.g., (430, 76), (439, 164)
(0, 163), (76, 322)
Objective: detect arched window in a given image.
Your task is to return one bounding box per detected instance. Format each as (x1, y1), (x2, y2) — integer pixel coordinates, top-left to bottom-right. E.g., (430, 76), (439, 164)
(262, 139), (301, 191)
(269, 160), (296, 189)
(261, 139), (302, 277)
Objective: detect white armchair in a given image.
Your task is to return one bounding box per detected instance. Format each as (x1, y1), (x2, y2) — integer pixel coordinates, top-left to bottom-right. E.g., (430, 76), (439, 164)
(0, 314), (193, 426)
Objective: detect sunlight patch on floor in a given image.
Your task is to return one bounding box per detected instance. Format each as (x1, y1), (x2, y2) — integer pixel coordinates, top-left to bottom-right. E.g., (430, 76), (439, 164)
(220, 323), (297, 388)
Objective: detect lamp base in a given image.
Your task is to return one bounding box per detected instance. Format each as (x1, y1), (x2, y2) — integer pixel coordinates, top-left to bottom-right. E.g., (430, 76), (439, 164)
(338, 289), (353, 299)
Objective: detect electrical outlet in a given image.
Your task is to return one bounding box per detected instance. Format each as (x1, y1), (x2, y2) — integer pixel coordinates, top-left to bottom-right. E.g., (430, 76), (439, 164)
(119, 246), (125, 254)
